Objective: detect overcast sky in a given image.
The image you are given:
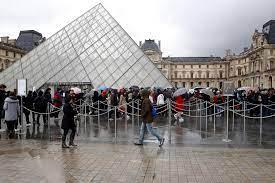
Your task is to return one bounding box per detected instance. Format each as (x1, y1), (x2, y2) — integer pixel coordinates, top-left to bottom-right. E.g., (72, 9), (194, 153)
(1, 0), (275, 57)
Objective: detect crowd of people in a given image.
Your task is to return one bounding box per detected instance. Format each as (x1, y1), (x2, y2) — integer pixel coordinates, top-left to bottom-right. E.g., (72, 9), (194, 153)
(1, 83), (275, 147)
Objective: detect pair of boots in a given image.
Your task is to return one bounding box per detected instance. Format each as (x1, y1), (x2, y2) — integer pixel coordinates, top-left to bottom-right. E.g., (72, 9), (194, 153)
(62, 141), (77, 148)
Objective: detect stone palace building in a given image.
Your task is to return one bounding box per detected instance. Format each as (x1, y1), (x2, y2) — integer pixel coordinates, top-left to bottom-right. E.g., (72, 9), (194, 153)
(140, 20), (275, 89)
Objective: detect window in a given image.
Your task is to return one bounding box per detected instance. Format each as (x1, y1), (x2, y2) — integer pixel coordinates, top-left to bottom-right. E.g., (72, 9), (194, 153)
(182, 82), (186, 87)
(6, 51), (8, 56)
(190, 72), (193, 78)
(220, 65), (222, 68)
(219, 71), (223, 78)
(191, 65), (193, 69)
(174, 82), (178, 88)
(174, 65), (177, 69)
(219, 82), (223, 89)
(206, 82), (210, 87)
(174, 71), (177, 78)
(14, 52), (16, 58)
(207, 65), (209, 69)
(182, 65), (185, 69)
(191, 82), (194, 88)
(199, 65), (201, 69)
(206, 71), (210, 78)
(238, 68), (241, 76)
(198, 81), (202, 86)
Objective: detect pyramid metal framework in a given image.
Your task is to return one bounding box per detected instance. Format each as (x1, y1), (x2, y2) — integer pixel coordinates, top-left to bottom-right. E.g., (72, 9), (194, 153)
(0, 4), (171, 90)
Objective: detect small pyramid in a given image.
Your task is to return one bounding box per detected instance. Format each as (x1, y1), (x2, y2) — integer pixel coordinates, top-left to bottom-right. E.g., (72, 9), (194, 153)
(0, 3), (171, 90)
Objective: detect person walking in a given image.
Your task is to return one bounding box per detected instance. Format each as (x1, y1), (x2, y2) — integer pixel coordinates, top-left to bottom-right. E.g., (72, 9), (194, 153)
(0, 84), (7, 132)
(3, 92), (20, 138)
(134, 90), (165, 147)
(61, 97), (78, 148)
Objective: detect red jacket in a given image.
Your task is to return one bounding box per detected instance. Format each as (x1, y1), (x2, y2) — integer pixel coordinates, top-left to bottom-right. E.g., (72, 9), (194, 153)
(175, 96), (184, 112)
(53, 91), (62, 108)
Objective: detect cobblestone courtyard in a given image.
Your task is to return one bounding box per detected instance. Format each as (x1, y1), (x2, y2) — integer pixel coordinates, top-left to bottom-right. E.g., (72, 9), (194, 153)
(0, 114), (275, 182)
(0, 140), (275, 183)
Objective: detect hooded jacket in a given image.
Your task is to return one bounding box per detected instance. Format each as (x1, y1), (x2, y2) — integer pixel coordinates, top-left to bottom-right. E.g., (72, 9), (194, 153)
(140, 90), (153, 123)
(3, 96), (20, 121)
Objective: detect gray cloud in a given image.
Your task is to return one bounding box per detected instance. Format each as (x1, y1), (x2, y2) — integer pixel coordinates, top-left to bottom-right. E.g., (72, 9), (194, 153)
(1, 0), (274, 57)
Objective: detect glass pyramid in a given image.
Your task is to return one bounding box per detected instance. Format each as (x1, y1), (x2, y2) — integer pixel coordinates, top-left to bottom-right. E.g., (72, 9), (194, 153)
(0, 3), (171, 90)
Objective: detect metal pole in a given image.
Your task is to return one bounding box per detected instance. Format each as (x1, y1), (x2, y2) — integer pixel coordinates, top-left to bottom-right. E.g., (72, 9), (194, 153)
(137, 100), (140, 127)
(84, 101), (87, 132)
(97, 100), (100, 123)
(232, 99), (235, 130)
(243, 100), (246, 134)
(168, 99), (171, 143)
(213, 103), (216, 133)
(131, 100), (134, 126)
(223, 96), (231, 142)
(188, 100), (190, 116)
(47, 102), (50, 139)
(199, 100), (202, 133)
(114, 106), (117, 142)
(205, 101), (208, 133)
(260, 103), (263, 145)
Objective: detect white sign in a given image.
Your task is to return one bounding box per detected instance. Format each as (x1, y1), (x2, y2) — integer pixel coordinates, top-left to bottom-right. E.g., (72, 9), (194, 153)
(223, 81), (235, 96)
(17, 79), (27, 96)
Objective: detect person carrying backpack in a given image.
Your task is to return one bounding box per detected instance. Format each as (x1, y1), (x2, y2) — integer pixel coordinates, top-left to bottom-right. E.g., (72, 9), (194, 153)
(134, 89), (165, 147)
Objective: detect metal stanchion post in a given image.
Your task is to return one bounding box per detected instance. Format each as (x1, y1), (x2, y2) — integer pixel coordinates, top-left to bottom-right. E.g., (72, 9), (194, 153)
(243, 100), (246, 134)
(131, 100), (134, 126)
(97, 100), (100, 123)
(260, 103), (263, 145)
(168, 99), (172, 144)
(223, 96), (232, 142)
(188, 100), (191, 117)
(114, 106), (117, 143)
(213, 103), (216, 133)
(232, 99), (235, 130)
(47, 103), (50, 139)
(18, 96), (25, 135)
(84, 101), (87, 132)
(205, 101), (208, 133)
(137, 100), (140, 127)
(199, 100), (202, 133)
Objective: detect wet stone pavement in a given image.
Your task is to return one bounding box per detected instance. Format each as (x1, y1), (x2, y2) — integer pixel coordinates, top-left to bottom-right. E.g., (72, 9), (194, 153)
(0, 113), (275, 182)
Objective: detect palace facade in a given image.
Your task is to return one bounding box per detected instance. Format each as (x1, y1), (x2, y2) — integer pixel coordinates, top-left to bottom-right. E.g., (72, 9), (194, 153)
(140, 20), (275, 89)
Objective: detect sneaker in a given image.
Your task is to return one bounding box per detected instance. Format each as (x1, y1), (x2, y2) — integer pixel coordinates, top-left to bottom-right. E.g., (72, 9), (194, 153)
(109, 118), (114, 121)
(134, 142), (143, 146)
(159, 138), (165, 147)
(26, 123), (32, 127)
(14, 128), (19, 132)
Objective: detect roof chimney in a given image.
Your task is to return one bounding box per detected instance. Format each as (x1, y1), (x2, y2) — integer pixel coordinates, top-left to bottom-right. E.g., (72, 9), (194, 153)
(158, 40), (161, 50)
(0, 36), (9, 43)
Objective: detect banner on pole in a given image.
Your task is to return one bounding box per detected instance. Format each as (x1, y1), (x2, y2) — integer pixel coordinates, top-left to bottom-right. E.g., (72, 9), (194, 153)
(223, 81), (235, 96)
(17, 79), (27, 96)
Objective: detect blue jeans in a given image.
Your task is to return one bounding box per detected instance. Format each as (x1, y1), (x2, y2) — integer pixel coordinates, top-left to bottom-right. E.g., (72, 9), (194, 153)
(138, 122), (162, 143)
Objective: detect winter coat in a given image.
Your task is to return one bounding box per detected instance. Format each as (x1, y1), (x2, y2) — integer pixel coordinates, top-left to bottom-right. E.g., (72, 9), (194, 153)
(53, 91), (62, 108)
(34, 96), (47, 112)
(175, 96), (184, 112)
(119, 95), (127, 112)
(3, 96), (20, 121)
(141, 98), (153, 123)
(44, 92), (52, 104)
(0, 90), (6, 110)
(23, 94), (33, 114)
(157, 94), (165, 105)
(61, 103), (77, 129)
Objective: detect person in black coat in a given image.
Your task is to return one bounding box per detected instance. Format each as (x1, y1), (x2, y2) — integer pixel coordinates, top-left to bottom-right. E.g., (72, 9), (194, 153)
(34, 91), (47, 126)
(23, 91), (33, 125)
(61, 96), (78, 148)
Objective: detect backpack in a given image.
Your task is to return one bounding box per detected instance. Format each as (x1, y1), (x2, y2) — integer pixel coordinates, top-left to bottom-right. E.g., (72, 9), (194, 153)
(151, 105), (157, 118)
